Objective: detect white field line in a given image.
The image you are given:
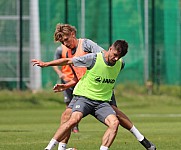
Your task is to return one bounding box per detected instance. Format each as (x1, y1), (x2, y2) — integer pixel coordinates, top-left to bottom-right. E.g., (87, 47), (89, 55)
(130, 114), (181, 117)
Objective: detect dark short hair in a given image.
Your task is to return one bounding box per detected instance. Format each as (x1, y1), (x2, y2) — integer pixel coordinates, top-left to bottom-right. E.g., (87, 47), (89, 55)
(112, 40), (128, 57)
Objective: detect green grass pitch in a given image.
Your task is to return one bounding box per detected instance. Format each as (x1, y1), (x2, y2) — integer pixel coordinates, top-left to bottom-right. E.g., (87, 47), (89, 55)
(0, 85), (181, 150)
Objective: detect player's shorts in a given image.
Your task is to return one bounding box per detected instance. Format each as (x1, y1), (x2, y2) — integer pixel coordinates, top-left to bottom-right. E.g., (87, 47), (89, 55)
(61, 79), (74, 103)
(69, 95), (116, 124)
(68, 91), (117, 108)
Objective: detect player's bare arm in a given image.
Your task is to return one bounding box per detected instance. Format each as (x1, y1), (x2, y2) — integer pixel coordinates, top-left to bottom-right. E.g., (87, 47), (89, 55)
(31, 58), (73, 67)
(53, 83), (72, 92)
(53, 75), (78, 93)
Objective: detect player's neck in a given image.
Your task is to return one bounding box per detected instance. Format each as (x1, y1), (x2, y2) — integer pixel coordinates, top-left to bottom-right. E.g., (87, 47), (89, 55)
(103, 51), (109, 63)
(74, 38), (79, 47)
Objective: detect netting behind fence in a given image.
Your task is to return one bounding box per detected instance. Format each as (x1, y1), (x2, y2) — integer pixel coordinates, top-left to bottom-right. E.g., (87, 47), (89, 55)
(0, 0), (180, 90)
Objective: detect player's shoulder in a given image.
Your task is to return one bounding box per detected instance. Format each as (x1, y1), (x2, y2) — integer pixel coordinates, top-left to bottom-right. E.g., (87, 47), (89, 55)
(83, 38), (97, 45)
(82, 53), (96, 59)
(119, 58), (125, 70)
(56, 45), (62, 51)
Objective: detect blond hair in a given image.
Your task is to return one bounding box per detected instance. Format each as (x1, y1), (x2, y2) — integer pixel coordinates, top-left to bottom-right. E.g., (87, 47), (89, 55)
(54, 23), (77, 42)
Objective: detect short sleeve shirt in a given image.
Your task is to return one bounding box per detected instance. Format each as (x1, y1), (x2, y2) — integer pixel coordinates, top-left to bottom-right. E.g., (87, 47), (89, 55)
(53, 39), (104, 60)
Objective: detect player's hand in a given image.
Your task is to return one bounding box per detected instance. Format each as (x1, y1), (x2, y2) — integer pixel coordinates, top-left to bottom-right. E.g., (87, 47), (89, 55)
(53, 84), (67, 92)
(31, 59), (46, 67)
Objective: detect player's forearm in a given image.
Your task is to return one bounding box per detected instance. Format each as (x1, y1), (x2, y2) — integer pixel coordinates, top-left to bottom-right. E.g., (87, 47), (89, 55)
(45, 58), (72, 67)
(65, 78), (78, 88)
(31, 58), (73, 68)
(53, 77), (78, 92)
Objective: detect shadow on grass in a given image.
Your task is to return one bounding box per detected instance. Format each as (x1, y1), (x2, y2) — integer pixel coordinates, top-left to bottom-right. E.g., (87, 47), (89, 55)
(0, 130), (31, 132)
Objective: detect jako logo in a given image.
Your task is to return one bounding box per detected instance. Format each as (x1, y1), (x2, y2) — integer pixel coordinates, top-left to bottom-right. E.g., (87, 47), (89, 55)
(95, 76), (102, 83)
(95, 76), (115, 84)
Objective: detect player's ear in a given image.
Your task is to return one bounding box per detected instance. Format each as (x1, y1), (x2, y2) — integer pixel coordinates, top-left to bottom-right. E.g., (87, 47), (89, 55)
(71, 31), (75, 37)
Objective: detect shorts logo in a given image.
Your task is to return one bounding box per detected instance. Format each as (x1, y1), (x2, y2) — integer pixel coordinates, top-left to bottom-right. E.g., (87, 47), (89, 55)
(95, 76), (115, 84)
(75, 105), (80, 108)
